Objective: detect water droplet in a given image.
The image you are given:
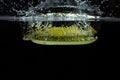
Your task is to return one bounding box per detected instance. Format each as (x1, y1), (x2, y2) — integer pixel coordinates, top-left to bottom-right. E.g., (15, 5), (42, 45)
(81, 38), (85, 41)
(45, 37), (48, 41)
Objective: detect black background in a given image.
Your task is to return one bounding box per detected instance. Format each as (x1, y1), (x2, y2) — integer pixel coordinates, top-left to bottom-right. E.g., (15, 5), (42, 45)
(0, 0), (120, 79)
(1, 18), (120, 80)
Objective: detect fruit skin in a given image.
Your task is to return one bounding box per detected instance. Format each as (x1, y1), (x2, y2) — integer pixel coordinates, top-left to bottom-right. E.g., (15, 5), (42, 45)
(31, 38), (97, 45)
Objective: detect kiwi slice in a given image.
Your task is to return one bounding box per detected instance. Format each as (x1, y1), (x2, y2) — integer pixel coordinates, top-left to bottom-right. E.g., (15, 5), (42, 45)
(26, 24), (98, 45)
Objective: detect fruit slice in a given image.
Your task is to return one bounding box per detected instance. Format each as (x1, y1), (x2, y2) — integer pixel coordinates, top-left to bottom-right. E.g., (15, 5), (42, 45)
(29, 24), (97, 45)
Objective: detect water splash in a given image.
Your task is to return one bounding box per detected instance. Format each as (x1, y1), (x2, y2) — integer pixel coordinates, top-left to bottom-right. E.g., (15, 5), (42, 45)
(0, 0), (120, 45)
(0, 0), (119, 21)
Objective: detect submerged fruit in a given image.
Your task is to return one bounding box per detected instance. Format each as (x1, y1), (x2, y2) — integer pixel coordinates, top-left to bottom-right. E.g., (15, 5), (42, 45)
(23, 22), (97, 45)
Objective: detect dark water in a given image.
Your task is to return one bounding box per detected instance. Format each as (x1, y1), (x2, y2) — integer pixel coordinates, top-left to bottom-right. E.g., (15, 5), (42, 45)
(0, 20), (120, 75)
(0, 21), (120, 80)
